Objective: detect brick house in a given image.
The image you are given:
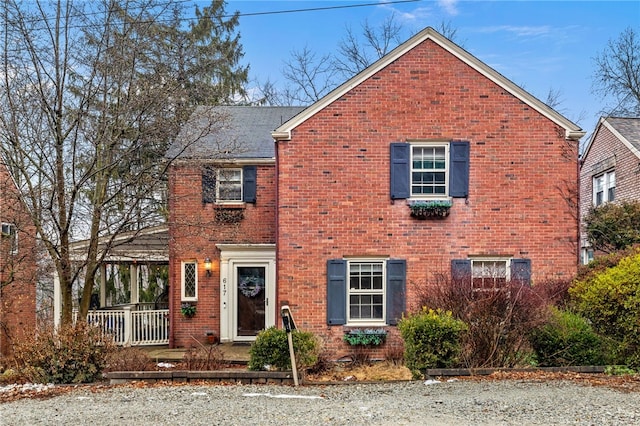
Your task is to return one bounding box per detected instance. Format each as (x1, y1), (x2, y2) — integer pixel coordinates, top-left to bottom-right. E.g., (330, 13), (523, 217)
(579, 117), (640, 263)
(0, 160), (37, 356)
(168, 28), (584, 355)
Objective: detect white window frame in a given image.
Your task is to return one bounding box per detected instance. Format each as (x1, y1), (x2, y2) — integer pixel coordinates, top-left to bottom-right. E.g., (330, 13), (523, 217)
(216, 168), (243, 203)
(181, 261), (198, 301)
(347, 259), (386, 325)
(409, 142), (450, 200)
(1, 222), (18, 255)
(593, 170), (615, 206)
(470, 257), (511, 291)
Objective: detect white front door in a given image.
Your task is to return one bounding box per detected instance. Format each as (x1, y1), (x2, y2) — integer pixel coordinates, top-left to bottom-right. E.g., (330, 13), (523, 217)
(217, 245), (276, 342)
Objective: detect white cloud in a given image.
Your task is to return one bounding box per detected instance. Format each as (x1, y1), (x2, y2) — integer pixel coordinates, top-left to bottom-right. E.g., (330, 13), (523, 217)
(438, 0), (459, 16)
(477, 25), (553, 38)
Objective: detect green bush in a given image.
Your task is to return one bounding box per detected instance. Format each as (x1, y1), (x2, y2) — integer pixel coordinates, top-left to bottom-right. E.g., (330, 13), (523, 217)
(529, 307), (608, 367)
(398, 308), (467, 379)
(12, 322), (115, 384)
(248, 327), (320, 371)
(570, 252), (640, 366)
(584, 201), (640, 253)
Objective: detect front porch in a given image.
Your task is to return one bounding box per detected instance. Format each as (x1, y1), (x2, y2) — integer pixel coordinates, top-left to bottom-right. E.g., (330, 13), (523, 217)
(63, 226), (171, 346)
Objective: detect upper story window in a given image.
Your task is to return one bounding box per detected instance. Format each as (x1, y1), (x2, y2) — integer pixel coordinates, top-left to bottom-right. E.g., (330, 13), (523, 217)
(593, 170), (615, 206)
(181, 261), (198, 301)
(1, 223), (18, 255)
(202, 165), (257, 204)
(217, 168), (242, 202)
(411, 144), (449, 197)
(390, 141), (469, 201)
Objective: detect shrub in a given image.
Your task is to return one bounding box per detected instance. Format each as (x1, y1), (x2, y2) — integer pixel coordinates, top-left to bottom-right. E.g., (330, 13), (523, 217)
(248, 327), (320, 371)
(183, 345), (225, 370)
(415, 274), (549, 368)
(584, 201), (640, 253)
(105, 347), (152, 372)
(398, 308), (467, 379)
(12, 322), (115, 384)
(529, 307), (609, 367)
(570, 252), (640, 366)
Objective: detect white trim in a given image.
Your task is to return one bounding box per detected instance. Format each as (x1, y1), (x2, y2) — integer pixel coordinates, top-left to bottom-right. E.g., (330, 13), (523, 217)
(346, 258), (387, 326)
(181, 260), (198, 301)
(217, 244), (276, 342)
(272, 27), (583, 142)
(409, 142), (450, 200)
(582, 117), (640, 162)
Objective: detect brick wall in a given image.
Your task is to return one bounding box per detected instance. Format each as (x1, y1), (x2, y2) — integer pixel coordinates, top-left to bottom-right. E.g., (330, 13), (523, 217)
(579, 122), (640, 254)
(168, 162), (276, 347)
(0, 162), (37, 356)
(276, 39), (580, 357)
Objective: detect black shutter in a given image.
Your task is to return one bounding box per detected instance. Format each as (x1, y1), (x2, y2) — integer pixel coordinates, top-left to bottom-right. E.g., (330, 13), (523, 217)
(451, 259), (472, 283)
(327, 259), (347, 325)
(511, 258), (532, 286)
(242, 165), (257, 203)
(386, 259), (406, 326)
(202, 166), (216, 204)
(449, 141), (470, 198)
(390, 143), (410, 199)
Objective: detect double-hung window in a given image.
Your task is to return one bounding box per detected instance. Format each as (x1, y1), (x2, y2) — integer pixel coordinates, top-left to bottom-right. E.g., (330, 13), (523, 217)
(471, 258), (509, 291)
(327, 258), (406, 326)
(202, 165), (257, 204)
(411, 144), (448, 197)
(451, 257), (531, 288)
(593, 170), (615, 206)
(390, 141), (469, 200)
(181, 261), (198, 301)
(348, 261), (385, 323)
(1, 223), (17, 255)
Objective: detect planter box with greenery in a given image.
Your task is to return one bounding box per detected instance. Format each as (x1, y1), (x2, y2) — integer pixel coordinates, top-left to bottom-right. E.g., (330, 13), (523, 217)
(343, 328), (388, 346)
(181, 302), (197, 318)
(409, 200), (452, 219)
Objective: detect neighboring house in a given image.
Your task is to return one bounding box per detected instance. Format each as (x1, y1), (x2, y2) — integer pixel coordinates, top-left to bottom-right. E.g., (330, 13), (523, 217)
(0, 160), (36, 356)
(579, 117), (640, 263)
(167, 28), (584, 357)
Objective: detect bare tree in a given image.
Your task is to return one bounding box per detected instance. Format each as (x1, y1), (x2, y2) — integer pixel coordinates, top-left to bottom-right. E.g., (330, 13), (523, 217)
(0, 0), (247, 323)
(274, 16), (461, 105)
(592, 27), (640, 116)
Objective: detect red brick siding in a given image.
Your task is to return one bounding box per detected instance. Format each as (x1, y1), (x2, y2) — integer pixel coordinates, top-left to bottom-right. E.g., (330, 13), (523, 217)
(276, 39), (579, 357)
(168, 162), (276, 347)
(579, 123), (640, 253)
(0, 162), (37, 356)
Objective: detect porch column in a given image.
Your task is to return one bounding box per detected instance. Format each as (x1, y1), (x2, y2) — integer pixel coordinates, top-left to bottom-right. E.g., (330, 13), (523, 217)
(99, 264), (107, 308)
(53, 273), (61, 328)
(219, 257), (230, 342)
(129, 264), (139, 304)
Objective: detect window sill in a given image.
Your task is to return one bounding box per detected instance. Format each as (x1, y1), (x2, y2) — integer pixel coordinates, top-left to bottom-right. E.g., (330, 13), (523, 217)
(214, 203), (245, 209)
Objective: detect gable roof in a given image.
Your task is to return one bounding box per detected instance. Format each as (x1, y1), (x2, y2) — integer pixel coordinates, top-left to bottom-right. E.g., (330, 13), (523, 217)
(168, 105), (306, 160)
(272, 27), (584, 141)
(582, 116), (640, 161)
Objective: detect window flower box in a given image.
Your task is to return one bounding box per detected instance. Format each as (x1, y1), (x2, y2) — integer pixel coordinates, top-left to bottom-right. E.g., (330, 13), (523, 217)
(409, 200), (452, 219)
(181, 302), (197, 318)
(343, 328), (388, 346)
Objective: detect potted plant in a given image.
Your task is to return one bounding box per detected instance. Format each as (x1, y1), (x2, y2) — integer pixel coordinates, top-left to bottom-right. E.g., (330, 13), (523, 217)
(343, 328), (388, 346)
(409, 199), (452, 219)
(181, 302), (196, 318)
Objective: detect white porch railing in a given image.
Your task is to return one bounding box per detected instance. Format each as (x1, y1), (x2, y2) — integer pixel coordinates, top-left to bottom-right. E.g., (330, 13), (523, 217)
(81, 307), (169, 346)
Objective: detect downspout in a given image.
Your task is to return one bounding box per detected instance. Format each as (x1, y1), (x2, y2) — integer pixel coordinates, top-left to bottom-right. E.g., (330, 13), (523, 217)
(274, 137), (280, 315)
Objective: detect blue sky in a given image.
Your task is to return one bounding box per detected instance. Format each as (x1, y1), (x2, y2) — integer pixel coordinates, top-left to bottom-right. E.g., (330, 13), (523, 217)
(212, 0), (639, 141)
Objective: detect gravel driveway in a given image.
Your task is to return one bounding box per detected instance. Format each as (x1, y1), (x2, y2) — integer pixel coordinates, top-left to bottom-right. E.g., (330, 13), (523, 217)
(2, 379), (638, 425)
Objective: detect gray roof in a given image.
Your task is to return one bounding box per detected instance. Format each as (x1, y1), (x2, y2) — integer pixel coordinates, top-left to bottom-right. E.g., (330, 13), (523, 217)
(168, 106), (306, 160)
(607, 117), (640, 152)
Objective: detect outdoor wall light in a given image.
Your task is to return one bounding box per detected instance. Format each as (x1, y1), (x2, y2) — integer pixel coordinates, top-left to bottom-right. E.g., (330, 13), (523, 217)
(204, 258), (212, 276)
